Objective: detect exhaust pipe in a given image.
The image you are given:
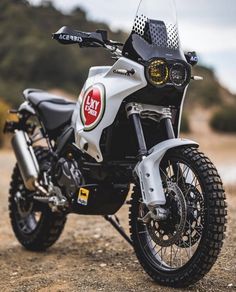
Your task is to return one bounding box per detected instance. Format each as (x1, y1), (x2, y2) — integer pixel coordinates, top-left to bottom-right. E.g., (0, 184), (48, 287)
(11, 130), (40, 191)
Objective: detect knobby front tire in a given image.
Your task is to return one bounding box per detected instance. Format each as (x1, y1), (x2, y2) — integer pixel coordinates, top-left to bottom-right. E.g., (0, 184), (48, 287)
(129, 147), (227, 288)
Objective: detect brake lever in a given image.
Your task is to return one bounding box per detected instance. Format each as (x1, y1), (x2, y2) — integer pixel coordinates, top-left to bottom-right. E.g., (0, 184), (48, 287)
(105, 44), (117, 52)
(105, 44), (122, 59)
(108, 40), (124, 47)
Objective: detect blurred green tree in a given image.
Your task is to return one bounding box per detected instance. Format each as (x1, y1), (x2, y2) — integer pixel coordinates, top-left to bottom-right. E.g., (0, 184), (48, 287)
(210, 105), (236, 133)
(0, 0), (126, 106)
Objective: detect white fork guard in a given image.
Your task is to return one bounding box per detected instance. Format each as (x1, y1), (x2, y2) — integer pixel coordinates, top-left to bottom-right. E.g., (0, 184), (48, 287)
(135, 138), (199, 208)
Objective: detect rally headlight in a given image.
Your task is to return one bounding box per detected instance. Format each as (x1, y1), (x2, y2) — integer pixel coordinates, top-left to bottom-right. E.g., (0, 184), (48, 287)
(146, 59), (169, 87)
(169, 63), (188, 87)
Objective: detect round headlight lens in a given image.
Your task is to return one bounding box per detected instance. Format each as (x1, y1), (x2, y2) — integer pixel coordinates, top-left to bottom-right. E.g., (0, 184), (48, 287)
(170, 63), (187, 87)
(147, 59), (169, 86)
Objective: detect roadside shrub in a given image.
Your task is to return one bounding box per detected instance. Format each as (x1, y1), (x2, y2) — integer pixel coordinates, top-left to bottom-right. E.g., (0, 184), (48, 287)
(0, 100), (10, 147)
(210, 105), (236, 133)
(180, 112), (190, 133)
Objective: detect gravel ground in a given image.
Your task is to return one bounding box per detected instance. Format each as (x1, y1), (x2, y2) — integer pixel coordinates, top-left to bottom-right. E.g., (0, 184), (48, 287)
(0, 151), (235, 292)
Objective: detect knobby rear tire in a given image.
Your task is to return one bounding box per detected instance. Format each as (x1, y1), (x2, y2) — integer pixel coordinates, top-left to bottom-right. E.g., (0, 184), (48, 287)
(9, 147), (67, 251)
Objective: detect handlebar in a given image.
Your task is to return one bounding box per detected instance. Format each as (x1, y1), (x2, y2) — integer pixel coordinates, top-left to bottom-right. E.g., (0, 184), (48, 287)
(53, 27), (198, 65)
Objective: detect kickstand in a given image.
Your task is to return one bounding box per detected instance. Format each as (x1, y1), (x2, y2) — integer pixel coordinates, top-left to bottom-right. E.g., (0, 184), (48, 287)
(104, 215), (133, 247)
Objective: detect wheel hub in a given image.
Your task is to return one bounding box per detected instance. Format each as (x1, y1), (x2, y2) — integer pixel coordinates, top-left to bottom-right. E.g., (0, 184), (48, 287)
(147, 181), (187, 247)
(15, 190), (34, 218)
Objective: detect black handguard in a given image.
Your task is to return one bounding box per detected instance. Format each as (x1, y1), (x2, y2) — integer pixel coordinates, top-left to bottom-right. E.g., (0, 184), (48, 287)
(52, 26), (106, 48)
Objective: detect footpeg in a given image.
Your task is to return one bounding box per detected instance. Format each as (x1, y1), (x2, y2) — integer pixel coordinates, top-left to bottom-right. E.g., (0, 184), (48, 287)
(33, 185), (68, 212)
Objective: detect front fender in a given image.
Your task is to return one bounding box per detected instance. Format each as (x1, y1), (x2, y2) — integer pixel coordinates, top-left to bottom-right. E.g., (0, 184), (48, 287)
(136, 138), (199, 207)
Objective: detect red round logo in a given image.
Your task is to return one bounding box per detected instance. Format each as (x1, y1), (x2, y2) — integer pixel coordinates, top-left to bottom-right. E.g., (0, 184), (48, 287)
(81, 84), (105, 131)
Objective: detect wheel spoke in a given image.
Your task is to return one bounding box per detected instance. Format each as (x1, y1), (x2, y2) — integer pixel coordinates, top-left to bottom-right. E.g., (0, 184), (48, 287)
(138, 230), (148, 234)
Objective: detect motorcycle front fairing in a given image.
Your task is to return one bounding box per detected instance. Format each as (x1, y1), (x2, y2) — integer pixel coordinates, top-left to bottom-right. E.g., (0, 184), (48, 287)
(123, 0), (192, 134)
(72, 58), (147, 162)
(72, 0), (197, 207)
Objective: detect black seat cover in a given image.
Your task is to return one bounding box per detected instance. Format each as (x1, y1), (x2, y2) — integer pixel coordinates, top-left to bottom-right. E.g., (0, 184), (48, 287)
(23, 88), (76, 131)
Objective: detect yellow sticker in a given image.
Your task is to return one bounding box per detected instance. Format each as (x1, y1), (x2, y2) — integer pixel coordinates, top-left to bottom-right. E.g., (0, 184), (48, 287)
(77, 188), (89, 206)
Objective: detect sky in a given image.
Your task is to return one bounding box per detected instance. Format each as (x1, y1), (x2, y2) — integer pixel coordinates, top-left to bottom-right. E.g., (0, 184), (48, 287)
(29, 0), (236, 94)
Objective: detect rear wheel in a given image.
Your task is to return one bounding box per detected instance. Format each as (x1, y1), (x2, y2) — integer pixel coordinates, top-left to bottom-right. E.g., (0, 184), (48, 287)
(9, 147), (66, 251)
(129, 147), (227, 287)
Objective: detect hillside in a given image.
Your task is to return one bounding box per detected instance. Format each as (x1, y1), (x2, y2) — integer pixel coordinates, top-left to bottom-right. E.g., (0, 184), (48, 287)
(186, 66), (236, 107)
(0, 0), (125, 105)
(0, 0), (235, 109)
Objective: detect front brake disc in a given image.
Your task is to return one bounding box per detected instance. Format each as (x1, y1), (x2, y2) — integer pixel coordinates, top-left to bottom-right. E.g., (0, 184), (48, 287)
(147, 181), (187, 247)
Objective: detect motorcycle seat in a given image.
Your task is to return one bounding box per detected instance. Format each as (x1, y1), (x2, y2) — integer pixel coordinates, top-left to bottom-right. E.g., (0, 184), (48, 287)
(23, 88), (75, 107)
(23, 88), (76, 132)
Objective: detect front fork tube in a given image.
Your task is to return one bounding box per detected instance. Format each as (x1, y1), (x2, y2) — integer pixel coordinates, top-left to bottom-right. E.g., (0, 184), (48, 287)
(129, 113), (176, 209)
(129, 113), (148, 159)
(160, 118), (176, 140)
(129, 113), (176, 161)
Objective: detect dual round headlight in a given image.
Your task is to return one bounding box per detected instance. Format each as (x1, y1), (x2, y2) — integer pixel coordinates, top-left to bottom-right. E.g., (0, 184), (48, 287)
(146, 59), (190, 88)
(147, 59), (169, 86)
(170, 63), (188, 87)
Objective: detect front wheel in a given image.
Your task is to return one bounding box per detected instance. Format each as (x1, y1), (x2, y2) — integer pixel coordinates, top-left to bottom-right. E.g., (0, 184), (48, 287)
(129, 147), (227, 287)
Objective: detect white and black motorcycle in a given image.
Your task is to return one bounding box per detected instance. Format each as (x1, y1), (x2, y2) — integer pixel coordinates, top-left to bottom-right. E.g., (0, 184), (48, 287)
(4, 0), (227, 287)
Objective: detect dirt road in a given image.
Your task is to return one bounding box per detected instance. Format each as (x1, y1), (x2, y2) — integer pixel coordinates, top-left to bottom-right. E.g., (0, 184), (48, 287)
(0, 151), (235, 292)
